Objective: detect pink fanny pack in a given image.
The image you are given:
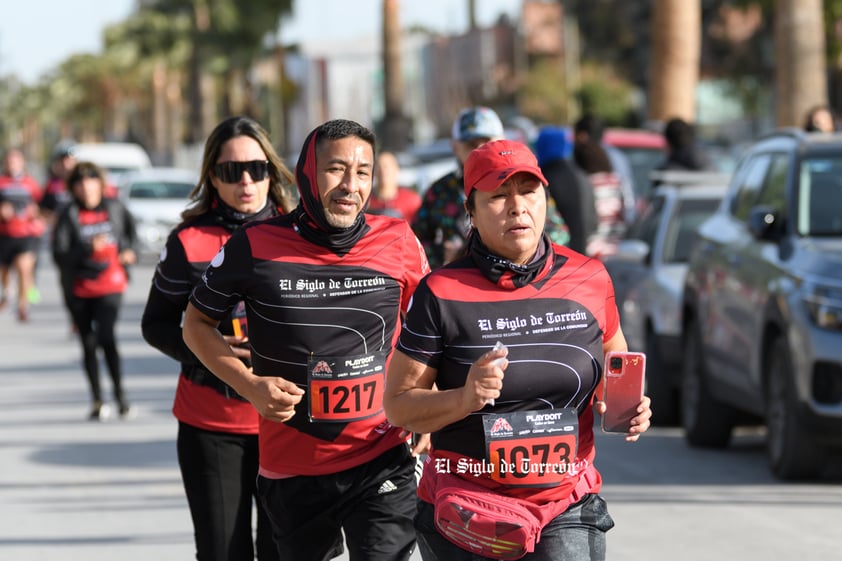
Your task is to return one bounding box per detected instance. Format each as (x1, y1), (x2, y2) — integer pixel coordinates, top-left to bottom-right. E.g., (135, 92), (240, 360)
(433, 465), (598, 560)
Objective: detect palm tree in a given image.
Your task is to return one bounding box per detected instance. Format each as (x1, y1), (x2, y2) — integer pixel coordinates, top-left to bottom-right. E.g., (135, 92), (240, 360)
(774, 0), (827, 127)
(381, 0), (410, 151)
(104, 9), (192, 162)
(146, 0), (294, 142)
(649, 0), (701, 122)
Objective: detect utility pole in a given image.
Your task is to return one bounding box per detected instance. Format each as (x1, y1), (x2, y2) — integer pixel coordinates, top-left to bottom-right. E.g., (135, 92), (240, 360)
(380, 0), (411, 151)
(649, 0), (701, 123)
(774, 0), (827, 127)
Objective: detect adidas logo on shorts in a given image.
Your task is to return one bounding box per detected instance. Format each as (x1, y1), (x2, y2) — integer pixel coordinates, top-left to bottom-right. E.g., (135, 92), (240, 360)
(377, 479), (398, 494)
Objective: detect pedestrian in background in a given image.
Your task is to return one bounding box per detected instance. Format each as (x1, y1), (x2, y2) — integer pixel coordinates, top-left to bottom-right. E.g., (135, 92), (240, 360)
(535, 126), (597, 254)
(41, 143), (80, 333)
(52, 162), (137, 420)
(0, 148), (45, 322)
(573, 113), (637, 223)
(573, 116), (626, 258)
(183, 119), (428, 561)
(803, 104), (839, 133)
(40, 142), (78, 226)
(142, 115), (296, 561)
(412, 106), (505, 269)
(655, 117), (711, 172)
(367, 151), (422, 222)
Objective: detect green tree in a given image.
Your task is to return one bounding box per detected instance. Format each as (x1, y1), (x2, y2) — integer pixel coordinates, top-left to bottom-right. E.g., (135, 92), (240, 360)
(103, 9), (192, 161)
(723, 0), (831, 128)
(146, 0), (294, 142)
(48, 53), (126, 141)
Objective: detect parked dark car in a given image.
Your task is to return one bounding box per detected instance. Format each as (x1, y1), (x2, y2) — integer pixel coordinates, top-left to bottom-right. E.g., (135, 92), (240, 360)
(604, 172), (728, 425)
(681, 129), (842, 479)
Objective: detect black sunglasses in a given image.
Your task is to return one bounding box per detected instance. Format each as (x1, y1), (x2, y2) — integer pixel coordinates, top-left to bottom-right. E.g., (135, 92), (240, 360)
(213, 160), (270, 183)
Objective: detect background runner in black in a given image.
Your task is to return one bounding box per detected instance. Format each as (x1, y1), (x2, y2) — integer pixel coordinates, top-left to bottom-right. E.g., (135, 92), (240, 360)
(52, 162), (137, 421)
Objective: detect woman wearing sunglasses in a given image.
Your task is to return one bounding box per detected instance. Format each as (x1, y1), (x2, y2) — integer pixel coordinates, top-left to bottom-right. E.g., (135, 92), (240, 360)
(141, 116), (296, 561)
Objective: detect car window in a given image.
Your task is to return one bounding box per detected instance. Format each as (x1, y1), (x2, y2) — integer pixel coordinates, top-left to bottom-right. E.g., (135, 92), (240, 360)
(128, 181), (194, 199)
(798, 158), (842, 235)
(729, 154), (772, 221)
(616, 147), (665, 200)
(663, 198), (721, 263)
(626, 194), (665, 247)
(755, 154), (789, 214)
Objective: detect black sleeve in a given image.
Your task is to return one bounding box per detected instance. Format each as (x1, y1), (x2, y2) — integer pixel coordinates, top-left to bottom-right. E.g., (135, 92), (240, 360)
(40, 191), (58, 213)
(121, 201), (138, 253)
(107, 198), (138, 253)
(51, 205), (100, 277)
(141, 284), (203, 366)
(395, 279), (444, 368)
(141, 229), (203, 366)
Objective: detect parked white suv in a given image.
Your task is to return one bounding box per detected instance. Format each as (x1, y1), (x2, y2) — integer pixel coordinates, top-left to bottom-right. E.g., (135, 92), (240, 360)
(70, 142), (152, 184)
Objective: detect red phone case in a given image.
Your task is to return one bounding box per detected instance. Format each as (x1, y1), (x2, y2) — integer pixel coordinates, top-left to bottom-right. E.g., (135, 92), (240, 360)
(602, 351), (646, 433)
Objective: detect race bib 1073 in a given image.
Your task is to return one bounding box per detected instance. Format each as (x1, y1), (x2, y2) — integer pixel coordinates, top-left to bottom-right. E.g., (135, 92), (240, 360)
(483, 408), (579, 487)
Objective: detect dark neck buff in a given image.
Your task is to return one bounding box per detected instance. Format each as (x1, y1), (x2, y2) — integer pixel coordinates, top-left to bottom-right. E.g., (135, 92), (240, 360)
(469, 232), (553, 289)
(291, 126), (369, 255)
(211, 195), (278, 231)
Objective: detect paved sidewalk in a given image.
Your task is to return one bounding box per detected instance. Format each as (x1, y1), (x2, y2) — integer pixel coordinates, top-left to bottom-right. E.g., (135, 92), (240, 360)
(0, 260), (193, 561)
(0, 259), (423, 561)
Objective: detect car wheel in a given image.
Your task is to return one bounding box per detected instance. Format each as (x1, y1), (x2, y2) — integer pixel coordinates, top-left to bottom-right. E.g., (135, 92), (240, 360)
(645, 330), (679, 426)
(765, 336), (824, 480)
(681, 321), (734, 447)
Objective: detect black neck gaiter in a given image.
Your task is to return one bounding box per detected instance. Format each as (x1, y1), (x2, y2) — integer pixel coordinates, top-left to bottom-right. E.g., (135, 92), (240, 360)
(211, 195), (278, 231)
(468, 231), (552, 289)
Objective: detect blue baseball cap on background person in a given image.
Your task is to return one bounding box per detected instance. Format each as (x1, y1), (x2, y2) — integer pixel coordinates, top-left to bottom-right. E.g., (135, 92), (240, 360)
(534, 126), (573, 166)
(452, 106), (505, 142)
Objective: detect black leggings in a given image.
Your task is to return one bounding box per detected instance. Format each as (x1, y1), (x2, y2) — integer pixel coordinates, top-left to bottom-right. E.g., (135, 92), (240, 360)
(177, 422), (279, 561)
(67, 292), (124, 403)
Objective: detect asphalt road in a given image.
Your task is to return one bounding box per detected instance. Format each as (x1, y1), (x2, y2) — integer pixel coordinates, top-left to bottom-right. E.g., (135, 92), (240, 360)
(1, 259), (840, 560)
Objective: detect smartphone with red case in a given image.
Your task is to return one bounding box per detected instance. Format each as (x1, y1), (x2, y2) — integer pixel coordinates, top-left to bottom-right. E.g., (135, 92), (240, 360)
(602, 351), (646, 433)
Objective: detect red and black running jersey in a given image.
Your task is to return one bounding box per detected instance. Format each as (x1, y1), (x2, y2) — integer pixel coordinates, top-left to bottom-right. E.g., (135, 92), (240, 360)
(397, 244), (619, 503)
(73, 208), (128, 298)
(0, 174), (44, 238)
(149, 215), (260, 433)
(189, 213), (429, 475)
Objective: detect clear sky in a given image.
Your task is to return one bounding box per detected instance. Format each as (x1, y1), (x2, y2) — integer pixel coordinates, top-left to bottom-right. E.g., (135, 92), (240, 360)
(0, 0), (521, 85)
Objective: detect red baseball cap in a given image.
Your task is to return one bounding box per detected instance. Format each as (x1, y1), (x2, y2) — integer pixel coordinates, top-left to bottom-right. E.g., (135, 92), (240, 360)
(463, 139), (548, 197)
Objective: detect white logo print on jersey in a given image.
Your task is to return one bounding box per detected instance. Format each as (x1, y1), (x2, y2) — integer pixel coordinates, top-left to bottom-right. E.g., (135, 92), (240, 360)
(210, 247), (225, 268)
